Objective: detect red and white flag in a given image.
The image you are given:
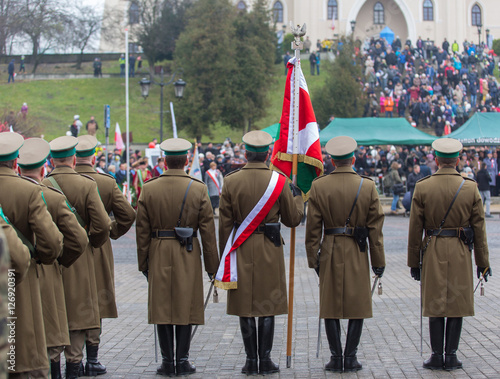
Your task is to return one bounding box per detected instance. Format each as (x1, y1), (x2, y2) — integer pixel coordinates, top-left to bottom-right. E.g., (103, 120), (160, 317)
(214, 171), (286, 289)
(271, 56), (323, 198)
(115, 122), (125, 152)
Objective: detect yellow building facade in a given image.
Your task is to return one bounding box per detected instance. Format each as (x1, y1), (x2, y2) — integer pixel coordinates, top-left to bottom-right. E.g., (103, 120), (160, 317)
(99, 0), (497, 52)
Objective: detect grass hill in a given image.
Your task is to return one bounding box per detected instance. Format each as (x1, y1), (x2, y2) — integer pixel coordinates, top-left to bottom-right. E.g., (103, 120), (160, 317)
(0, 60), (326, 143)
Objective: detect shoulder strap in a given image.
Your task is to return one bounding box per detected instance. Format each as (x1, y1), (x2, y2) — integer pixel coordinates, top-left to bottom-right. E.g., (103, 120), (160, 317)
(345, 178), (364, 227)
(47, 176), (87, 229)
(438, 179), (465, 229)
(177, 179), (194, 227)
(0, 206), (35, 258)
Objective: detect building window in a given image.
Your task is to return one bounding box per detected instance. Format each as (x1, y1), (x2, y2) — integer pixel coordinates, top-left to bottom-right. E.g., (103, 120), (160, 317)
(273, 1), (283, 23)
(128, 43), (139, 53)
(237, 1), (246, 11)
(423, 0), (433, 21)
(374, 2), (384, 25)
(471, 4), (481, 26)
(327, 0), (338, 20)
(129, 2), (140, 25)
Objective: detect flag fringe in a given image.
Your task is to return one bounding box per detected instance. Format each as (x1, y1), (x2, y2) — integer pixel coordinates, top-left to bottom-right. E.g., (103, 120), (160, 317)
(270, 151), (324, 202)
(272, 151), (324, 173)
(214, 279), (237, 290)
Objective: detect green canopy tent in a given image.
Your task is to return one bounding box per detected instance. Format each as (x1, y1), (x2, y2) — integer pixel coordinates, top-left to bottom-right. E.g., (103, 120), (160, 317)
(446, 112), (500, 145)
(319, 118), (437, 146)
(261, 123), (280, 141)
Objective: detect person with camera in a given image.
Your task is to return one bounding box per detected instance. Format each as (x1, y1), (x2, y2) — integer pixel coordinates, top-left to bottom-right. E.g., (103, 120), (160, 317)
(136, 138), (219, 376)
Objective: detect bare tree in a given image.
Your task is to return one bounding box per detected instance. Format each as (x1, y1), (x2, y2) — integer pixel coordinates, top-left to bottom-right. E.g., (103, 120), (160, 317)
(66, 2), (103, 69)
(17, 0), (68, 73)
(0, 0), (22, 56)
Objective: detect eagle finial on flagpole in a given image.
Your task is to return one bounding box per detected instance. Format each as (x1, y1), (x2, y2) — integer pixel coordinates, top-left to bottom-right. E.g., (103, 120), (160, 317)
(289, 23), (306, 51)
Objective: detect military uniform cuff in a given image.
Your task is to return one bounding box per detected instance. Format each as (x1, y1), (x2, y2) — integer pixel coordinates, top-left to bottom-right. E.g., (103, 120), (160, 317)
(407, 247), (421, 267)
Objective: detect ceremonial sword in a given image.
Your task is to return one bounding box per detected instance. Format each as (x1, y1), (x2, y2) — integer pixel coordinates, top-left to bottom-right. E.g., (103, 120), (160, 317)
(190, 280), (214, 341)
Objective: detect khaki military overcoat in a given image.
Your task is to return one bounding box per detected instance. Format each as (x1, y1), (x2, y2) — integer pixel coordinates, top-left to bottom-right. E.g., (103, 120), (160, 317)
(76, 164), (136, 318)
(38, 183), (88, 348)
(0, 167), (63, 373)
(219, 162), (303, 317)
(0, 219), (30, 284)
(136, 169), (219, 325)
(43, 166), (111, 331)
(408, 168), (489, 317)
(306, 166), (385, 319)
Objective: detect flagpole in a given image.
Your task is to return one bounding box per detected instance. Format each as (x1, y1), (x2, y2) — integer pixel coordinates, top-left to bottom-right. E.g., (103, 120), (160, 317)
(286, 23), (305, 369)
(125, 29), (131, 203)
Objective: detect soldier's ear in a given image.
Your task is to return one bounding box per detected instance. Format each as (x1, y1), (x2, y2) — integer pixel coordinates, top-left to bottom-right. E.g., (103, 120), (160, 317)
(331, 159), (336, 168)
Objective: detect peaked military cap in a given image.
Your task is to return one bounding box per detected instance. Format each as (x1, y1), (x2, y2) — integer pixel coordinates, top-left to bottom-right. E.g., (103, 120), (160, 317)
(160, 138), (192, 156)
(50, 136), (79, 159)
(18, 138), (50, 170)
(76, 135), (98, 157)
(325, 136), (357, 160)
(432, 138), (463, 158)
(242, 130), (272, 153)
(0, 132), (24, 161)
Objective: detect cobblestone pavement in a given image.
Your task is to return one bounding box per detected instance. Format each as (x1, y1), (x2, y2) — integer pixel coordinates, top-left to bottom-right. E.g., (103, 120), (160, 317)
(87, 215), (500, 378)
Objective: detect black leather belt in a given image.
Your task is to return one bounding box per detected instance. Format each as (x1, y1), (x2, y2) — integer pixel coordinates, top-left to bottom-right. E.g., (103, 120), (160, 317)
(234, 223), (272, 234)
(425, 229), (459, 237)
(324, 227), (355, 236)
(151, 230), (198, 238)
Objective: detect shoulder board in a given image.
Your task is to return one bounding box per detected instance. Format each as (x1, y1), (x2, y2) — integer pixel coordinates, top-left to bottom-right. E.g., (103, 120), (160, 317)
(416, 175), (431, 183)
(360, 174), (374, 182)
(463, 176), (476, 183)
(97, 172), (116, 181)
(224, 168), (241, 178)
(20, 176), (39, 185)
(46, 186), (65, 196)
(80, 174), (96, 182)
(312, 174), (328, 182)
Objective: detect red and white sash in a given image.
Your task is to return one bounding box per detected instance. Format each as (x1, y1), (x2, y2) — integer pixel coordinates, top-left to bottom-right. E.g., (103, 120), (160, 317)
(214, 171), (286, 290)
(206, 169), (221, 194)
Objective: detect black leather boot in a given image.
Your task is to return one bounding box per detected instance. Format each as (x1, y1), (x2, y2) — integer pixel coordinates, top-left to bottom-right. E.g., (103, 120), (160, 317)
(78, 361), (84, 377)
(343, 319), (363, 372)
(175, 325), (196, 376)
(51, 360), (62, 379)
(66, 362), (81, 379)
(258, 316), (279, 375)
(444, 317), (463, 371)
(423, 317), (444, 370)
(324, 319), (343, 372)
(157, 324), (175, 376)
(85, 344), (107, 376)
(240, 317), (258, 375)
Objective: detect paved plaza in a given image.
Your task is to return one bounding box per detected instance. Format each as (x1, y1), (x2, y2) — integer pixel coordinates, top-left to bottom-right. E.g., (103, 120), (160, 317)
(90, 214), (500, 378)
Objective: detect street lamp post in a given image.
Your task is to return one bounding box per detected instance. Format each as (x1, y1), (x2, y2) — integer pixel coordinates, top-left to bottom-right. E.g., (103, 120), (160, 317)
(139, 68), (186, 142)
(477, 23), (482, 46)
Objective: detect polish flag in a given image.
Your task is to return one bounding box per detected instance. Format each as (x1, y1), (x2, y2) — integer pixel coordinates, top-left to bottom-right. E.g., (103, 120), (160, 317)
(115, 122), (125, 152)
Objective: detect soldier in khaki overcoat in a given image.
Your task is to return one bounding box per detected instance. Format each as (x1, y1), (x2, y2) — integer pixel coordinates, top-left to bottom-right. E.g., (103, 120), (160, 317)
(0, 215), (30, 284)
(306, 136), (385, 373)
(217, 131), (304, 375)
(0, 132), (64, 378)
(43, 136), (111, 379)
(408, 138), (490, 371)
(75, 135), (136, 376)
(18, 138), (89, 379)
(136, 138), (219, 377)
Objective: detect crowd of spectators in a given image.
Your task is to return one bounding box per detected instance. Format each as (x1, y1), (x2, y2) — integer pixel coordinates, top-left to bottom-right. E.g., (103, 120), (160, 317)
(357, 36), (499, 137)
